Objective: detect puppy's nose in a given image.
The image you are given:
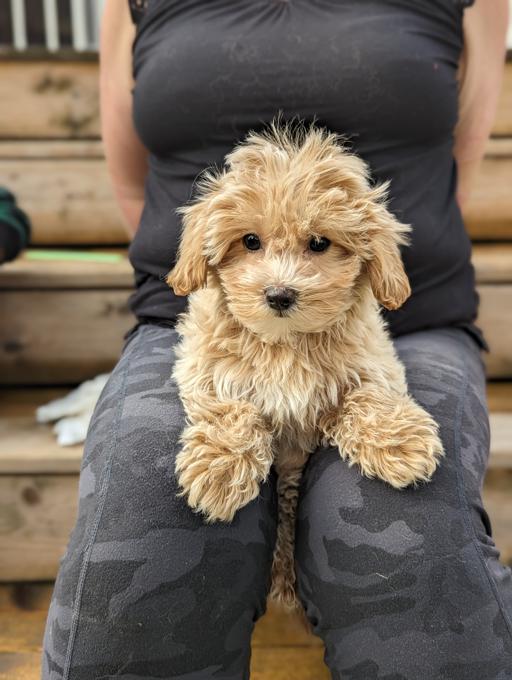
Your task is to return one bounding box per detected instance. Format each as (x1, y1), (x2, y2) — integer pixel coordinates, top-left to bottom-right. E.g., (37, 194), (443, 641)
(265, 286), (298, 311)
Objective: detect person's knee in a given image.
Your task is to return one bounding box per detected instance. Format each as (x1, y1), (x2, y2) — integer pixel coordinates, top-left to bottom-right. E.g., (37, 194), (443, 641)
(294, 450), (512, 676)
(294, 447), (469, 631)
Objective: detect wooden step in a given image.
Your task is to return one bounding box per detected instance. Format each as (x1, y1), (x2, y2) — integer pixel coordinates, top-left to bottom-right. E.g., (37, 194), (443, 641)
(2, 137), (512, 244)
(0, 386), (511, 582)
(1, 245), (512, 383)
(1, 59), (510, 139)
(1, 385), (511, 476)
(1, 59), (511, 244)
(464, 139), (512, 240)
(0, 61), (99, 140)
(0, 584), (326, 680)
(0, 141), (128, 246)
(0, 251), (134, 385)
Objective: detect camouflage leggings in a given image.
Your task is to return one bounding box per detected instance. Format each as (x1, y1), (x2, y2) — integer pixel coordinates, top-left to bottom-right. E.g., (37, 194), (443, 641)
(42, 323), (512, 680)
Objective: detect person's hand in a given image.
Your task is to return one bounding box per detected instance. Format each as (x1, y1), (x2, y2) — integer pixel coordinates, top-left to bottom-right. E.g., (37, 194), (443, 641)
(36, 374), (110, 446)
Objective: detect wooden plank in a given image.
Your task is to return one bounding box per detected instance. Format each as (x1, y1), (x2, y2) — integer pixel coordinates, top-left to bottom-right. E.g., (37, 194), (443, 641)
(0, 583), (54, 612)
(0, 423), (82, 475)
(0, 156), (129, 246)
(0, 140), (511, 245)
(483, 469), (512, 567)
(0, 61), (99, 138)
(0, 58), (510, 138)
(478, 285), (512, 379)
(251, 648), (329, 679)
(0, 290), (134, 385)
(472, 244), (512, 284)
(0, 147), (506, 244)
(0, 283), (503, 384)
(0, 465), (510, 582)
(1, 138), (512, 248)
(463, 147), (512, 241)
(0, 386), (510, 474)
(0, 651), (43, 680)
(0, 389), (82, 474)
(0, 475), (78, 581)
(0, 140), (104, 159)
(487, 382), (512, 411)
(0, 244), (507, 290)
(0, 286), (509, 383)
(489, 414), (512, 469)
(254, 603), (320, 648)
(494, 60), (512, 136)
(0, 251), (133, 290)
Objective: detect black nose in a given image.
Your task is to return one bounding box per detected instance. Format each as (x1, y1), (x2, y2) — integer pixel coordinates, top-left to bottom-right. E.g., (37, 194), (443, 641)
(265, 286), (298, 311)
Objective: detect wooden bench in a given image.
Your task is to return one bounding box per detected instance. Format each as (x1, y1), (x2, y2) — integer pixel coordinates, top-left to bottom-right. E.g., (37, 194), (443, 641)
(1, 56), (512, 680)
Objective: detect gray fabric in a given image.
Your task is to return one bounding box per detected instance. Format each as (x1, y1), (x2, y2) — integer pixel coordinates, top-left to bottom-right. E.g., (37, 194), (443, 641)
(41, 324), (512, 679)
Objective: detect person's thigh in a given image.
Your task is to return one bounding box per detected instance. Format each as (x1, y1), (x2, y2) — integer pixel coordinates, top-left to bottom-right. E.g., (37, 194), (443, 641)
(295, 327), (512, 680)
(41, 324), (278, 680)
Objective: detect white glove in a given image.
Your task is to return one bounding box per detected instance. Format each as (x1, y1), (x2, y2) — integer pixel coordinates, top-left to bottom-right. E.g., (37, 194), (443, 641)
(36, 373), (110, 446)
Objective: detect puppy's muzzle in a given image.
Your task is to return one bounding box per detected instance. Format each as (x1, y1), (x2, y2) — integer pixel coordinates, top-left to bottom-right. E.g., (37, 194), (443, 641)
(264, 286), (298, 312)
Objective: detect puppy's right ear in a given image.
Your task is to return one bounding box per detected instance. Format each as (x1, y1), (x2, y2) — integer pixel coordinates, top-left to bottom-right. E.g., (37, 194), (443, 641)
(166, 200), (209, 296)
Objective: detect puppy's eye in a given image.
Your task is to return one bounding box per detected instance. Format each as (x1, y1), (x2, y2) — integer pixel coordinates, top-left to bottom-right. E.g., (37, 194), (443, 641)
(309, 236), (331, 253)
(243, 233), (261, 251)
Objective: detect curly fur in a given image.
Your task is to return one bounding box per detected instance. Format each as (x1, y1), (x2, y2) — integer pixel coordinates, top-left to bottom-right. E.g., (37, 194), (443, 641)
(166, 117), (444, 611)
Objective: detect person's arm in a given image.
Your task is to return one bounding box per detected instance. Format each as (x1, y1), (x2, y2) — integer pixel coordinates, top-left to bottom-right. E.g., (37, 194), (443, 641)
(454, 0), (509, 212)
(99, 0), (149, 238)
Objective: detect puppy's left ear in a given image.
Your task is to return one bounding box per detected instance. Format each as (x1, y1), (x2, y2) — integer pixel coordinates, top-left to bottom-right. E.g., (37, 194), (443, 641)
(365, 185), (411, 310)
(166, 199), (209, 296)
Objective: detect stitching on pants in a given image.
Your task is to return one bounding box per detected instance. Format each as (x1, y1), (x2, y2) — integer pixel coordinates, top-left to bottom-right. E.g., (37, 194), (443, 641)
(453, 338), (512, 642)
(61, 329), (146, 679)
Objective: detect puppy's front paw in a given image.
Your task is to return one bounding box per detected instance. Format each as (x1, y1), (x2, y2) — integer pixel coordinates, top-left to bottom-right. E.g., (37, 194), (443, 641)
(356, 411), (444, 488)
(328, 397), (444, 488)
(175, 404), (274, 522)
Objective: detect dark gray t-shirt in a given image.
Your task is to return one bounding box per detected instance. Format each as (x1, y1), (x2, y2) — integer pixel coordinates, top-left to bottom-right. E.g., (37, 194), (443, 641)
(127, 0), (486, 349)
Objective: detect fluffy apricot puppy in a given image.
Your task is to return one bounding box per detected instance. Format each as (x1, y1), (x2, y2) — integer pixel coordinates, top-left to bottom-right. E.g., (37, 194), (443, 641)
(166, 119), (444, 608)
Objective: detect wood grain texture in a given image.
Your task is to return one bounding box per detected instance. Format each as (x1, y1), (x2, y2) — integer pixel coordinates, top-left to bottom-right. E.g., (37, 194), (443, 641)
(0, 252), (133, 290)
(494, 60), (512, 136)
(0, 468), (509, 582)
(0, 475), (78, 581)
(1, 385), (510, 473)
(463, 142), (512, 241)
(0, 244), (508, 289)
(487, 382), (512, 411)
(0, 146), (510, 245)
(1, 133), (512, 246)
(0, 155), (129, 246)
(0, 284), (508, 384)
(483, 469), (512, 567)
(1, 59), (510, 138)
(0, 290), (134, 385)
(472, 244), (512, 283)
(478, 285), (512, 378)
(0, 408), (511, 580)
(0, 61), (99, 139)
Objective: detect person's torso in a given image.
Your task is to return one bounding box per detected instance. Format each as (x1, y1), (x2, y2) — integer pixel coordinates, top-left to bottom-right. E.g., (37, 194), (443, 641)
(128, 0), (484, 345)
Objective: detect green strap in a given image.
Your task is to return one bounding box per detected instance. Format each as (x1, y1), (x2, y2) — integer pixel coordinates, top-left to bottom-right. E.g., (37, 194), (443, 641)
(25, 250), (125, 263)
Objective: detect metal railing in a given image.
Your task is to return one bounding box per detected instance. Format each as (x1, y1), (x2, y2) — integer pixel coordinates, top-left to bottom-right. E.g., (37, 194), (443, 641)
(7, 0), (105, 52)
(4, 0), (512, 54)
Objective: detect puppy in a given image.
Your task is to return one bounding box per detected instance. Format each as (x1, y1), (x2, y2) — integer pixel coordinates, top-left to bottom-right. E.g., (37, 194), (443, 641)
(166, 119), (444, 609)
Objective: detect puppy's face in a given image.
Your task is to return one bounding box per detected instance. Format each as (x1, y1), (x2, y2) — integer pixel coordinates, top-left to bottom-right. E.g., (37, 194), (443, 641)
(167, 124), (411, 341)
(212, 188), (364, 340)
